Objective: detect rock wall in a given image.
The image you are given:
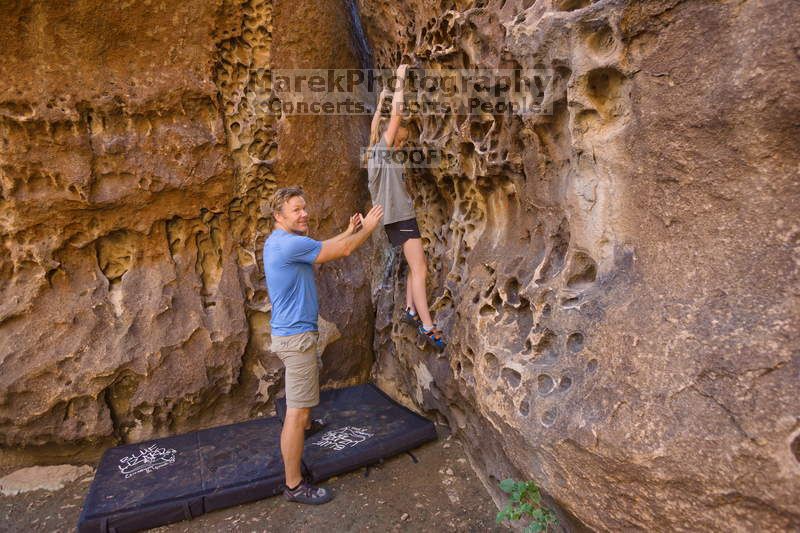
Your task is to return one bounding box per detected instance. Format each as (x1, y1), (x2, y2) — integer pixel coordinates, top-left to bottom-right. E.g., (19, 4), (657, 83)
(358, 0), (800, 530)
(0, 0), (373, 460)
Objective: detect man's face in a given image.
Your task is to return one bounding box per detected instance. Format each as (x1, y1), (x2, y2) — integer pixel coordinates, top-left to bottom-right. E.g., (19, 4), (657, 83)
(275, 195), (309, 235)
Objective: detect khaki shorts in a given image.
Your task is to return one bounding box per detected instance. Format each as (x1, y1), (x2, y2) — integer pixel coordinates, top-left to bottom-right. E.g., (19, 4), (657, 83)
(271, 331), (320, 409)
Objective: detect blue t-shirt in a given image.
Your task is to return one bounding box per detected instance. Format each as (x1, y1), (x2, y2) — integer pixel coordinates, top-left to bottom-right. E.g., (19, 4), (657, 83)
(263, 229), (323, 337)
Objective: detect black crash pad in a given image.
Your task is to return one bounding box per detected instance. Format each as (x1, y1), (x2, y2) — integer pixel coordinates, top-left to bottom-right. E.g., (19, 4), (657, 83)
(78, 416), (287, 533)
(276, 383), (438, 482)
(78, 383), (436, 532)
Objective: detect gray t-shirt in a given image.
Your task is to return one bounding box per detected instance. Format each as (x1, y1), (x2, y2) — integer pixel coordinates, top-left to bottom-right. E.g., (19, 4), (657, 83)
(367, 137), (416, 225)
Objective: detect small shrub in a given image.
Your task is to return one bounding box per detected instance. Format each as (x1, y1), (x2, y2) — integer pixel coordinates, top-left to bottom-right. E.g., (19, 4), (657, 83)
(496, 478), (557, 533)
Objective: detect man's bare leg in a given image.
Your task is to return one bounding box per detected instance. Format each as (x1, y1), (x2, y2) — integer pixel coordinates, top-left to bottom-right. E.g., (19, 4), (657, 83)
(281, 406), (310, 488)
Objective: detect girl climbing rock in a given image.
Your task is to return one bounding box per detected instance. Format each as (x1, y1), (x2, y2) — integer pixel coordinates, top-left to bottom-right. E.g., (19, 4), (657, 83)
(366, 64), (446, 351)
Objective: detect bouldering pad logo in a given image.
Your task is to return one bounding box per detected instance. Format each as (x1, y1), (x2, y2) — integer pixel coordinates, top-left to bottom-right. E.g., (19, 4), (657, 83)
(312, 426), (374, 451)
(118, 444), (178, 478)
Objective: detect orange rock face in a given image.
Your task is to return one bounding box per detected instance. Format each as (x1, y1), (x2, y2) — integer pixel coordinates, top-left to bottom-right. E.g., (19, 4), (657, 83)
(0, 0), (373, 454)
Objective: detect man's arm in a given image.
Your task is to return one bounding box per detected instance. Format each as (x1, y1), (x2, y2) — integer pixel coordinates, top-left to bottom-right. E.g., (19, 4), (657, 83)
(315, 205), (384, 264)
(326, 213), (362, 245)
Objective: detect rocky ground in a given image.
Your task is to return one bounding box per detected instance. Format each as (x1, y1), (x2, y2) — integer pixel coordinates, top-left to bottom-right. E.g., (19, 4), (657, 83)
(0, 435), (505, 533)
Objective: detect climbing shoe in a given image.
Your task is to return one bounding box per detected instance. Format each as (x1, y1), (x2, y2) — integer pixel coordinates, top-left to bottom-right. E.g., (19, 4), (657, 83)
(305, 418), (326, 439)
(401, 307), (422, 327)
(284, 480), (334, 505)
(418, 324), (446, 352)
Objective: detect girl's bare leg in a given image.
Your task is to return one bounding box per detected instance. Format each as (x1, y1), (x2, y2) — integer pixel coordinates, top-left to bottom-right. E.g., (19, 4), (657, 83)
(405, 270), (415, 312)
(403, 238), (433, 329)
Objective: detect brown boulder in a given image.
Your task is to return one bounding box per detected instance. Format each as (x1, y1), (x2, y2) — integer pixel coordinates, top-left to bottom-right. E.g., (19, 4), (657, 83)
(357, 0), (800, 530)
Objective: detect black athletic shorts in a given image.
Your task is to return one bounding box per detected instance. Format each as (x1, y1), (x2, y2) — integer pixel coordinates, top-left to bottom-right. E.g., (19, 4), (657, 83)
(384, 218), (421, 247)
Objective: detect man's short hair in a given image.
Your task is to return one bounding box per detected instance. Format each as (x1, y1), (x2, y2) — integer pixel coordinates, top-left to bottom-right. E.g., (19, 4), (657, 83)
(267, 186), (304, 220)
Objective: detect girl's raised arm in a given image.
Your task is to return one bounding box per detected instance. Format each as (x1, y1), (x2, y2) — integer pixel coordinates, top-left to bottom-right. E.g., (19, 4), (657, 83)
(383, 64), (408, 147)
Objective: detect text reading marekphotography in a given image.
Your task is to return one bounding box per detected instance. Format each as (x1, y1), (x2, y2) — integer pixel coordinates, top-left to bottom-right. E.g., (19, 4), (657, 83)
(249, 68), (554, 116)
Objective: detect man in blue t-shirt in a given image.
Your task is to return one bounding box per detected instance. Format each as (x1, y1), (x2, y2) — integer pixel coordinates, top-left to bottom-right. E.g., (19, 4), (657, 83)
(263, 186), (383, 505)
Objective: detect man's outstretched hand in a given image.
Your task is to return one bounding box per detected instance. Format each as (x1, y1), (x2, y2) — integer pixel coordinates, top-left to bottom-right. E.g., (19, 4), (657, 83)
(316, 205), (383, 264)
(361, 205), (384, 232)
(346, 213), (363, 235)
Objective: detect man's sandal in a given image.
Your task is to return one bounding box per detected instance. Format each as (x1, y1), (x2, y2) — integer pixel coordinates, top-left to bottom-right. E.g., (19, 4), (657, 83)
(418, 324), (446, 351)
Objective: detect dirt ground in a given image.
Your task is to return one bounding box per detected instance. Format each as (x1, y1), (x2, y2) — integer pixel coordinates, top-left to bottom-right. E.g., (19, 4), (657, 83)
(0, 434), (505, 532)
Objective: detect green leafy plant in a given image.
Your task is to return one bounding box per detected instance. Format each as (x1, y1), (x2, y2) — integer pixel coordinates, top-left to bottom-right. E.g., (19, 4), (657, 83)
(496, 478), (557, 533)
